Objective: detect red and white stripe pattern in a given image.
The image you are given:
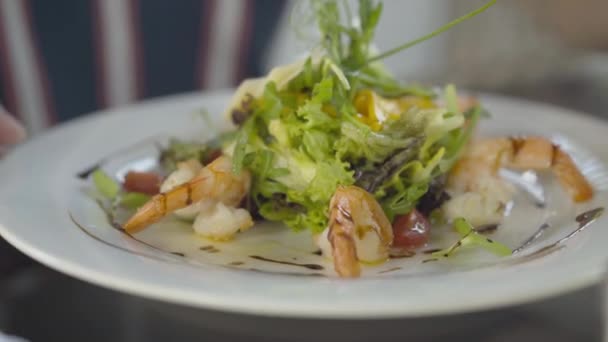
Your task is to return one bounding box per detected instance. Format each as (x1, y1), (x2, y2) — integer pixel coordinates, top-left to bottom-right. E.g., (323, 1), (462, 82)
(0, 0), (55, 134)
(92, 0), (142, 108)
(234, 0), (254, 85)
(197, 0), (215, 89)
(200, 0), (252, 90)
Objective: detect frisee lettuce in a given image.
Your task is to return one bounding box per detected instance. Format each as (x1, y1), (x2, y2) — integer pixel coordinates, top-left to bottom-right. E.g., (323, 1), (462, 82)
(234, 71), (355, 232)
(222, 0), (496, 233)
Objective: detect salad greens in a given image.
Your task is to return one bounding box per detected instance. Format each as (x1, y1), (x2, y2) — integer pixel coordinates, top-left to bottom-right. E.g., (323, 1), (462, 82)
(226, 0), (496, 232)
(92, 169), (120, 200)
(160, 138), (218, 173)
(92, 169), (151, 210)
(119, 192), (152, 209)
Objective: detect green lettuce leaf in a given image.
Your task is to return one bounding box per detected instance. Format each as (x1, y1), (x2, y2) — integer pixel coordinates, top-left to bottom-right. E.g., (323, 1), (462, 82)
(92, 169), (120, 200)
(120, 192), (151, 209)
(234, 72), (355, 232)
(159, 139), (209, 173)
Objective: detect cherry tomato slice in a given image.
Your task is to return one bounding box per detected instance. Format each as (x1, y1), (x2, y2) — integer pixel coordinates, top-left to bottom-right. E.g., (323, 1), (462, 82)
(123, 171), (162, 195)
(392, 209), (431, 249)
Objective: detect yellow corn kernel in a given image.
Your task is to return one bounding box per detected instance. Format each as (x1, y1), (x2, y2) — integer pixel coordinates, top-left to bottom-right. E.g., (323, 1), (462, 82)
(354, 89), (382, 131)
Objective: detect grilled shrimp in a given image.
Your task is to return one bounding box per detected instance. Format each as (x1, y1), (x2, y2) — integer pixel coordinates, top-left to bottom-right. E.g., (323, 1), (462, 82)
(448, 136), (593, 202)
(159, 159), (206, 221)
(193, 202), (253, 241)
(445, 136), (593, 226)
(123, 155), (251, 233)
(316, 186), (393, 278)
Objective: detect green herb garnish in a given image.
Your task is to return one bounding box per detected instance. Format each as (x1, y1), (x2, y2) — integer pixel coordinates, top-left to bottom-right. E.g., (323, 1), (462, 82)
(432, 218), (512, 258)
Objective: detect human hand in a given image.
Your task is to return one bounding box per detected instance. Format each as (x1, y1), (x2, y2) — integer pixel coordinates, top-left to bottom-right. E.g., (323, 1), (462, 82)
(0, 106), (26, 154)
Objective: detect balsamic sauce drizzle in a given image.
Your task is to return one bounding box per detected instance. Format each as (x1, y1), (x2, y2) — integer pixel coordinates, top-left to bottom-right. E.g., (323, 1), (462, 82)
(423, 248), (441, 254)
(93, 200), (192, 257)
(513, 207), (604, 257)
(249, 255), (324, 270)
(200, 245), (220, 253)
(69, 213), (178, 264)
(389, 250), (416, 258)
(512, 223), (551, 254)
(379, 267), (402, 274)
(74, 135), (606, 276)
(69, 206), (605, 277)
(71, 212), (325, 277)
(475, 224), (498, 234)
(559, 207), (603, 244)
(246, 268), (324, 277)
(76, 162), (102, 179)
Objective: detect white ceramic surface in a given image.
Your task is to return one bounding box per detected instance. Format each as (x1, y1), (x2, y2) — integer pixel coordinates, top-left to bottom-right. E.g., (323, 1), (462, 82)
(0, 90), (607, 318)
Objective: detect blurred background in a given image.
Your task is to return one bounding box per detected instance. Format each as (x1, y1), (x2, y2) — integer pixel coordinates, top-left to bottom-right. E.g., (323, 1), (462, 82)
(1, 0), (607, 341)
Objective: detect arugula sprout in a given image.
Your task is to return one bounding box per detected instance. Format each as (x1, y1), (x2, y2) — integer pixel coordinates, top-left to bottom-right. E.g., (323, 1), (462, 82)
(362, 0), (497, 67)
(311, 0), (497, 93)
(432, 218), (512, 258)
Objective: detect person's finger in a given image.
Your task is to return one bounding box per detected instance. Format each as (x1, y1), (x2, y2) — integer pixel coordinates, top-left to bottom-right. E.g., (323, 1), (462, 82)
(0, 110), (26, 145)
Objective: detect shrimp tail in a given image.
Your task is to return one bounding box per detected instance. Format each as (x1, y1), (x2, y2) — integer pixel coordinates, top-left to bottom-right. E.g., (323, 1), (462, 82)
(122, 156), (250, 234)
(449, 136), (594, 203)
(509, 138), (593, 202)
(123, 181), (196, 233)
(552, 147), (593, 202)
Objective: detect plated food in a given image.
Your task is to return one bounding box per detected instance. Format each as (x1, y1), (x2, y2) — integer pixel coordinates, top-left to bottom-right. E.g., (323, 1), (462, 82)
(89, 0), (593, 278)
(2, 74), (607, 318)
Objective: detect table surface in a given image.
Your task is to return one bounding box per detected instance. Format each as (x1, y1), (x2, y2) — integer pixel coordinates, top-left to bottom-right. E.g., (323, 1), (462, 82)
(0, 264), (604, 342)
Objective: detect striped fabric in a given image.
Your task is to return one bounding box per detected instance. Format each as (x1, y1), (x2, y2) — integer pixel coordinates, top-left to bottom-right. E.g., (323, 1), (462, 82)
(0, 0), (285, 134)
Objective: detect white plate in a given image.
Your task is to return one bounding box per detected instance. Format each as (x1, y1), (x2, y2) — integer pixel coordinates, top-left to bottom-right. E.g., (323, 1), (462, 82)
(1, 90), (607, 318)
